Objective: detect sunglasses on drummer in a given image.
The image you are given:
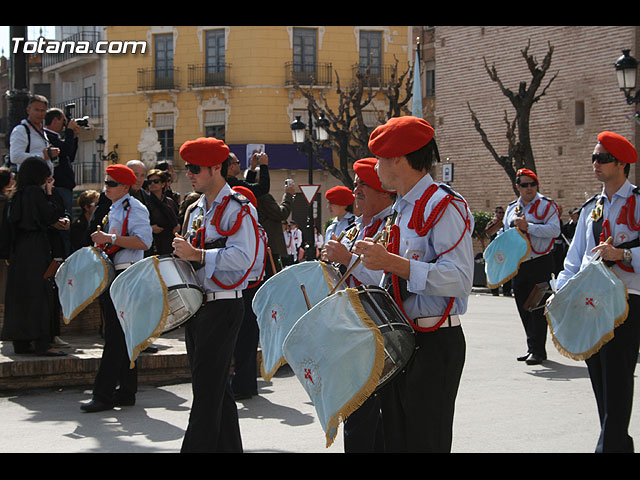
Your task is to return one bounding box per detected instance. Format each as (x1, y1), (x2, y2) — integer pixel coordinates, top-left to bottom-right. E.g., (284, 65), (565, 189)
(185, 163), (201, 174)
(104, 180), (123, 187)
(591, 153), (617, 164)
(518, 181), (537, 188)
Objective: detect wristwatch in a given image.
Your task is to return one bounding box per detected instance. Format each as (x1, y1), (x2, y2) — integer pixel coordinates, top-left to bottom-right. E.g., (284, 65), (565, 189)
(110, 233), (117, 244)
(623, 248), (632, 263)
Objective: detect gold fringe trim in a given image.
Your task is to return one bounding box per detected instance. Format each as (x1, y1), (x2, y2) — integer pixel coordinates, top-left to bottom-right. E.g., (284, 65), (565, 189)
(485, 229), (531, 289)
(323, 288), (385, 448)
(545, 270), (629, 361)
(128, 256), (170, 369)
(260, 262), (333, 381)
(62, 247), (111, 324)
(260, 356), (288, 382)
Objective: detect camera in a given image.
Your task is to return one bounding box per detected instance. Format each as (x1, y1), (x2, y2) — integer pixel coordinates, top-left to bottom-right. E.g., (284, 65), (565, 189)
(285, 178), (294, 187)
(64, 103), (91, 129)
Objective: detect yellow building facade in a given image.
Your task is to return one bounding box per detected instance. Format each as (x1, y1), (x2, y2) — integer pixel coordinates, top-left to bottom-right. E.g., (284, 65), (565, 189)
(103, 25), (412, 227)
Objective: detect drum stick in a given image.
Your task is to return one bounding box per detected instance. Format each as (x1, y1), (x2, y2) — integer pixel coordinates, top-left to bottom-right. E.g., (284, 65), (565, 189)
(300, 284), (311, 310)
(328, 229), (384, 296)
(267, 246), (278, 274)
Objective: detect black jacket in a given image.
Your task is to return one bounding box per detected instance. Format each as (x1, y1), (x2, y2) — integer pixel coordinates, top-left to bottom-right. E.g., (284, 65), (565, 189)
(44, 127), (78, 190)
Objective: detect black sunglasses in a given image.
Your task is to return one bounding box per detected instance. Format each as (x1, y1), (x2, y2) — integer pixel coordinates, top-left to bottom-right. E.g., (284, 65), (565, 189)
(592, 153), (617, 164)
(518, 181), (537, 188)
(148, 178), (163, 184)
(104, 180), (122, 187)
(185, 163), (201, 174)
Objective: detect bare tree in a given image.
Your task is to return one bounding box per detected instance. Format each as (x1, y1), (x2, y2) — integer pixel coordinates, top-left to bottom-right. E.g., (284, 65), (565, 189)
(467, 40), (558, 195)
(294, 57), (414, 187)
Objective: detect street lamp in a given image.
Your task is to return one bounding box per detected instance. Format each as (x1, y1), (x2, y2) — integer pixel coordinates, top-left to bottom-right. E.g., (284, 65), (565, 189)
(290, 110), (329, 261)
(615, 49), (640, 104)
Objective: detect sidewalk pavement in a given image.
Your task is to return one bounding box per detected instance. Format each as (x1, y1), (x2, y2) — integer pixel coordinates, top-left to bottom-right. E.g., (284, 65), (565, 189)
(0, 289), (638, 453)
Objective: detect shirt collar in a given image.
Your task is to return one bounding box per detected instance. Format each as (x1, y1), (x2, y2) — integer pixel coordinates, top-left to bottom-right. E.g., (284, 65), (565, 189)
(111, 192), (131, 209)
(600, 179), (634, 202)
(394, 173), (434, 212)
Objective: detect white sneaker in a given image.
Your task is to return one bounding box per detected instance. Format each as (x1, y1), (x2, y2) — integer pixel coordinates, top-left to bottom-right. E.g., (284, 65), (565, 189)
(53, 336), (70, 348)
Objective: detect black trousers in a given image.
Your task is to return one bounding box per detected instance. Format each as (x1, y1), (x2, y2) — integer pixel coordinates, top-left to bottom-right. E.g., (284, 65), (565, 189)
(343, 393), (385, 452)
(379, 325), (466, 452)
(232, 283), (260, 397)
(92, 272), (137, 405)
(181, 298), (244, 453)
(512, 253), (554, 358)
(586, 294), (640, 453)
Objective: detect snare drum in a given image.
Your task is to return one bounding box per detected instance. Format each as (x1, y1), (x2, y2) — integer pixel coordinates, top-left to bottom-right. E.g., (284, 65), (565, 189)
(110, 255), (204, 364)
(156, 255), (205, 332)
(354, 285), (416, 390)
(55, 246), (115, 323)
(281, 286), (415, 447)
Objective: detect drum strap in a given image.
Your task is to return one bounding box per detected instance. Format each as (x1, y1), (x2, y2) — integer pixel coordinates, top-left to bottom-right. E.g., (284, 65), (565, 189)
(524, 198), (559, 255)
(99, 200), (131, 257)
(386, 184), (469, 333)
(201, 194), (261, 290)
(592, 194), (640, 272)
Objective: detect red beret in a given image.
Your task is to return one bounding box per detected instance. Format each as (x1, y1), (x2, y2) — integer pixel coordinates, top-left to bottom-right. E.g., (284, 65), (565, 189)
(325, 185), (354, 206)
(180, 137), (230, 167)
(516, 168), (539, 185)
(597, 131), (638, 164)
(353, 158), (395, 193)
(368, 116), (435, 158)
(106, 164), (137, 186)
(232, 186), (257, 208)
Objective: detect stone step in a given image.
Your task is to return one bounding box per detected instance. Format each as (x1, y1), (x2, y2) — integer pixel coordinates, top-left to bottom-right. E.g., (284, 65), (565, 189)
(0, 328), (191, 391)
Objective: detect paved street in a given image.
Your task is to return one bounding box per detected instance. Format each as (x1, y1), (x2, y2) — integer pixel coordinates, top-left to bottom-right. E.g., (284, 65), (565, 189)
(0, 291), (638, 453)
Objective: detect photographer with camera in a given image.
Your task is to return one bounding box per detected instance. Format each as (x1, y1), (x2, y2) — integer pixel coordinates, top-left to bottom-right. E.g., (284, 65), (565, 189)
(44, 106), (80, 257)
(9, 95), (59, 175)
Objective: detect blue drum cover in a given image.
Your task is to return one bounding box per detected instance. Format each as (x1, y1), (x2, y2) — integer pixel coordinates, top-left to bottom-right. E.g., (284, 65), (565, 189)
(252, 261), (341, 380)
(483, 228), (531, 289)
(282, 288), (385, 448)
(55, 246), (113, 324)
(545, 260), (628, 361)
(110, 256), (169, 367)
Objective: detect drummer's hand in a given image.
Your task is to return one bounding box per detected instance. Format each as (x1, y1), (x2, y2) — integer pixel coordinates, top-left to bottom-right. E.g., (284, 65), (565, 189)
(172, 233), (200, 262)
(353, 239), (392, 272)
(591, 242), (624, 262)
(514, 216), (529, 232)
(323, 234), (351, 265)
(91, 230), (112, 245)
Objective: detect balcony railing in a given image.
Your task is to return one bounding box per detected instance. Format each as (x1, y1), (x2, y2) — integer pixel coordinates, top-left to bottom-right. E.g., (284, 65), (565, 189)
(352, 63), (397, 88)
(188, 64), (232, 88)
(284, 62), (332, 86)
(51, 96), (102, 121)
(137, 67), (180, 91)
(42, 31), (102, 68)
(73, 159), (102, 185)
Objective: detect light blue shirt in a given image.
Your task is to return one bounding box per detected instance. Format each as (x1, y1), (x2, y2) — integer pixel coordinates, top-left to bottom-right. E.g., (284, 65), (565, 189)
(105, 193), (153, 265)
(385, 174), (475, 320)
(502, 191), (561, 261)
(185, 184), (258, 293)
(325, 211), (356, 241)
(344, 205), (394, 286)
(557, 180), (640, 294)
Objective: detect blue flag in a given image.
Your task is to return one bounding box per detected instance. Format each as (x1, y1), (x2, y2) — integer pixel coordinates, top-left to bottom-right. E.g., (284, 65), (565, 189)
(412, 48), (423, 118)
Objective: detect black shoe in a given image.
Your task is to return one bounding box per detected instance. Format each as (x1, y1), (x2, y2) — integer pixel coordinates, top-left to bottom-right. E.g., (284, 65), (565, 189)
(42, 349), (67, 357)
(525, 354), (545, 365)
(517, 352), (531, 362)
(143, 345), (158, 353)
(80, 399), (114, 413)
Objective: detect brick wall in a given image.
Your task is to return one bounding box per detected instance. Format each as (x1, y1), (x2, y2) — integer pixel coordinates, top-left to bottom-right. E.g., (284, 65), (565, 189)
(432, 26), (639, 253)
